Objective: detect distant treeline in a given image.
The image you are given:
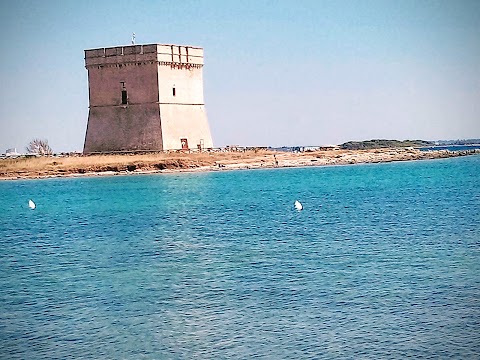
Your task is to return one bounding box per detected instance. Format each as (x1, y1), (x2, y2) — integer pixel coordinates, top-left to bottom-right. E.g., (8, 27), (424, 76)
(340, 139), (433, 150)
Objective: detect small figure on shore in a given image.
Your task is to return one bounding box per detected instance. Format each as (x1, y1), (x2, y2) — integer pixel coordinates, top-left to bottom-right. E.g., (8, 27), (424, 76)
(274, 154), (278, 167)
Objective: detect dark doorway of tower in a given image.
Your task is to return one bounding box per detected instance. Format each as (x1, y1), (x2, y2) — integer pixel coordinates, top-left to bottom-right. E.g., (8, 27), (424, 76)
(181, 138), (189, 150)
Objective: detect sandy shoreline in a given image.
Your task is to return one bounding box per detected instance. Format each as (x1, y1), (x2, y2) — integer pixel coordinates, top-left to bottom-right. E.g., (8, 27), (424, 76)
(1, 148), (478, 181)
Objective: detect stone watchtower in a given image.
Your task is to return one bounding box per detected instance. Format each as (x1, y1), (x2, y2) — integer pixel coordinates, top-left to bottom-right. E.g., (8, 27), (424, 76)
(83, 44), (213, 153)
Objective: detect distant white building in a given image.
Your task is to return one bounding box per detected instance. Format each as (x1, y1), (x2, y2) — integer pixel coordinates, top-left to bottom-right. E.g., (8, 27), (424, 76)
(5, 148), (21, 157)
(301, 146), (321, 152)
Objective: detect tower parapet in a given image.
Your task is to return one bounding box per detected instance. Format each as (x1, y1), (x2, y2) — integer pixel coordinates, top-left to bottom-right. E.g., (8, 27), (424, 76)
(85, 44), (204, 68)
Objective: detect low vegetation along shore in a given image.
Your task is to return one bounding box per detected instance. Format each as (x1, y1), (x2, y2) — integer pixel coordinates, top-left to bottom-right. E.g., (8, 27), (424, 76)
(1, 147), (478, 180)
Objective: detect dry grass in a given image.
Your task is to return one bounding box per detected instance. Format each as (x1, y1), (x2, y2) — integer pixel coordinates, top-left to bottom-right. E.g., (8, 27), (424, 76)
(0, 150), (277, 177)
(1, 147), (467, 180)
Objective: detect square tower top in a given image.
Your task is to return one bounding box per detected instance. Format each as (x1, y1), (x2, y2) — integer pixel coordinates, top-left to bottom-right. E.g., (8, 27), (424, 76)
(85, 44), (204, 68)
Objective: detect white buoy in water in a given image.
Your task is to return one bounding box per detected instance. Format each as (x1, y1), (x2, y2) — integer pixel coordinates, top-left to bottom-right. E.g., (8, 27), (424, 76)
(28, 199), (36, 210)
(294, 200), (303, 211)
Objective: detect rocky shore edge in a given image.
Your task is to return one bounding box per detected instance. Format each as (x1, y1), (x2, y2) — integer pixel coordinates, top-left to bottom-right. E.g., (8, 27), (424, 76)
(1, 148), (478, 180)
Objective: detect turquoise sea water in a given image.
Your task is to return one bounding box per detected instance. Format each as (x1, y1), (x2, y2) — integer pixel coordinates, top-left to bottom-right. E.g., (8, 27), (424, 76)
(420, 144), (480, 152)
(1, 156), (479, 359)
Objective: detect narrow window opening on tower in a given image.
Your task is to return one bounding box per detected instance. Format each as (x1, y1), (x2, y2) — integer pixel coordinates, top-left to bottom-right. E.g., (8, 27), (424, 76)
(172, 87), (176, 97)
(120, 81), (127, 104)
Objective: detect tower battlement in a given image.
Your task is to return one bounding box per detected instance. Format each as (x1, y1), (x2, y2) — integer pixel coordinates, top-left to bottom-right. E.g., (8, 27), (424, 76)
(85, 44), (204, 68)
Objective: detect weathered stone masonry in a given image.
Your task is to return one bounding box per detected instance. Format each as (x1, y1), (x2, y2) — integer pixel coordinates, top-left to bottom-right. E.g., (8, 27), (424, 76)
(83, 44), (214, 153)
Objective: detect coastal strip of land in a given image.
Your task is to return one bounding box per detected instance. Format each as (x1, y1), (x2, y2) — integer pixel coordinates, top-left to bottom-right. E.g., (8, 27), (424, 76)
(1, 148), (478, 180)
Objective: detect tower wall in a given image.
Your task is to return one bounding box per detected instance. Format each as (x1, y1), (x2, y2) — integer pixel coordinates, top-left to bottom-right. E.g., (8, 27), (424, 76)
(83, 44), (213, 153)
(157, 46), (213, 150)
(160, 104), (212, 150)
(84, 105), (163, 152)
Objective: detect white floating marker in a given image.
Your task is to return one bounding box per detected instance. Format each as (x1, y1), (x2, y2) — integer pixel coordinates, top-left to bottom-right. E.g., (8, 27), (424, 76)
(294, 200), (303, 211)
(28, 199), (36, 210)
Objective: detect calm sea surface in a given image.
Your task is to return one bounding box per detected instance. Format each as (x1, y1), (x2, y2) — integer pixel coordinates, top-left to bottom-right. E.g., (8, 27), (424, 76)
(1, 156), (479, 359)
(419, 144), (480, 152)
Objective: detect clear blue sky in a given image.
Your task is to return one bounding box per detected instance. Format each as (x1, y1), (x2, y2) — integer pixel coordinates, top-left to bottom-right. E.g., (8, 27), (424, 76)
(1, 0), (479, 152)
